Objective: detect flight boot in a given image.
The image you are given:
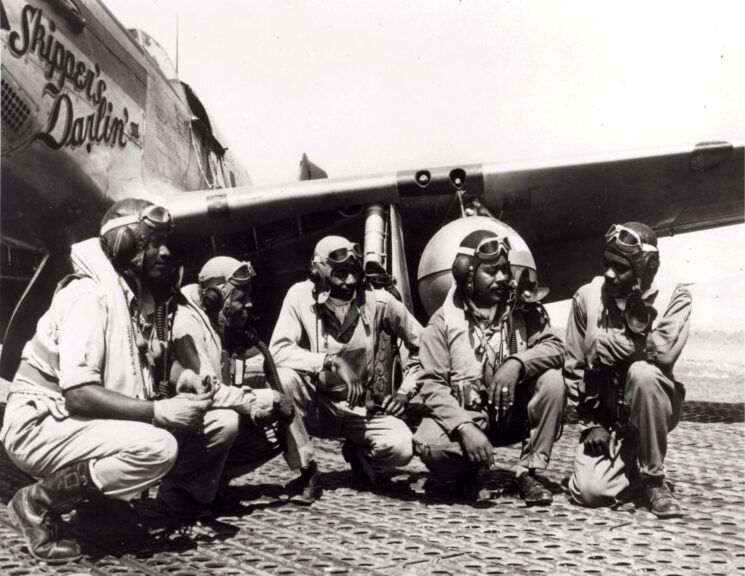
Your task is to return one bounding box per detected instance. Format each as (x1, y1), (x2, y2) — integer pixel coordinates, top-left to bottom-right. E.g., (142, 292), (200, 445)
(283, 460), (321, 505)
(515, 471), (553, 506)
(7, 460), (97, 563)
(156, 484), (211, 521)
(644, 477), (682, 518)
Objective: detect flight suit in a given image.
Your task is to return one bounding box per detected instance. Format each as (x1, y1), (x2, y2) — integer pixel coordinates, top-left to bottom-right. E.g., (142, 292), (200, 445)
(270, 281), (422, 472)
(1, 239), (178, 500)
(171, 284), (283, 487)
(413, 287), (565, 478)
(564, 277), (691, 506)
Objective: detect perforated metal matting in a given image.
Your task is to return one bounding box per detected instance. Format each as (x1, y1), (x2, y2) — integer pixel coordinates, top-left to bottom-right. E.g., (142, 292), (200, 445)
(0, 399), (742, 576)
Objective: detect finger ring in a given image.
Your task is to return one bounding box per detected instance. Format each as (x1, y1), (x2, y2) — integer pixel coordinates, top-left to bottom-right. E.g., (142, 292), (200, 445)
(501, 387), (508, 393)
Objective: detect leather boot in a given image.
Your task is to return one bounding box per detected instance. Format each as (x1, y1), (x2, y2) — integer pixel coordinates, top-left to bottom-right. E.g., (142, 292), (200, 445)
(8, 460), (97, 563)
(515, 472), (553, 506)
(644, 477), (682, 518)
(283, 460), (321, 505)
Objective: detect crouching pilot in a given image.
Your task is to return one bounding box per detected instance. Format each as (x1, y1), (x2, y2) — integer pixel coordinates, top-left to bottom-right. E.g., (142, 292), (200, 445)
(269, 235), (423, 504)
(0, 199), (212, 562)
(413, 229), (565, 502)
(169, 255), (295, 513)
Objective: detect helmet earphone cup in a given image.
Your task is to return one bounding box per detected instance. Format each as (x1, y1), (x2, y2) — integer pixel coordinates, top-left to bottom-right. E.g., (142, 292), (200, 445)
(452, 255), (476, 296)
(645, 252), (660, 277)
(308, 261), (329, 295)
(100, 227), (139, 270)
(200, 286), (224, 314)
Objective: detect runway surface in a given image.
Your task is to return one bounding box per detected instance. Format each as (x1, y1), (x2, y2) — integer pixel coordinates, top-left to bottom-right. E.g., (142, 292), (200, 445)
(0, 353), (741, 576)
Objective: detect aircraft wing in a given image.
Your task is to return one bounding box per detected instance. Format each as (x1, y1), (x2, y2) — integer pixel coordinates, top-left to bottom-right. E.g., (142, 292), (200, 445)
(161, 141), (743, 303)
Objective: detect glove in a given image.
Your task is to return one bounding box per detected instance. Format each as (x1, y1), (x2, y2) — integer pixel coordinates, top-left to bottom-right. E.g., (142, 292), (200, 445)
(381, 393), (409, 417)
(153, 391), (213, 430)
(272, 390), (295, 423)
(251, 390), (295, 427)
(175, 369), (214, 394)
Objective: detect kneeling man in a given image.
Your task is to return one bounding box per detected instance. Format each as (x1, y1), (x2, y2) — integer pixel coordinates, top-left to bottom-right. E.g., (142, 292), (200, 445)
(565, 222), (691, 518)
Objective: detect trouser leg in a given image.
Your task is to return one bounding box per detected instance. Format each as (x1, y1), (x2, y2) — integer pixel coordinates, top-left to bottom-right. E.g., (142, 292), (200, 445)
(1, 395), (178, 500)
(413, 412), (486, 480)
(517, 369), (566, 475)
(277, 367), (328, 470)
(223, 414), (283, 480)
(339, 411), (414, 469)
(163, 408), (240, 504)
(279, 367), (413, 471)
(625, 361), (683, 480)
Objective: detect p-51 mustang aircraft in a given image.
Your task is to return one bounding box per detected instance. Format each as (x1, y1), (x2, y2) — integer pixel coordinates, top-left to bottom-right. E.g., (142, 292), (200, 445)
(1, 0), (743, 380)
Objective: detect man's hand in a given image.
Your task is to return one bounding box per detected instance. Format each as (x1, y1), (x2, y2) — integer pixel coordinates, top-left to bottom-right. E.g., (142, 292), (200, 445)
(153, 391), (213, 430)
(488, 358), (522, 409)
(457, 422), (494, 468)
(330, 356), (363, 408)
(381, 393), (409, 417)
(272, 390), (295, 423)
(583, 426), (612, 458)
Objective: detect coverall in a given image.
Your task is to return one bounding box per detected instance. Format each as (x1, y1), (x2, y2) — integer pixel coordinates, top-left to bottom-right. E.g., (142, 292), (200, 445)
(564, 277), (691, 506)
(170, 284), (283, 483)
(270, 280), (422, 471)
(413, 287), (565, 479)
(1, 239), (179, 500)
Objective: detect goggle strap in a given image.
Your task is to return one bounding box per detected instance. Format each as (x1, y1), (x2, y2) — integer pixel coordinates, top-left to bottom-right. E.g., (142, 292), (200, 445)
(100, 215), (139, 236)
(100, 206), (173, 236)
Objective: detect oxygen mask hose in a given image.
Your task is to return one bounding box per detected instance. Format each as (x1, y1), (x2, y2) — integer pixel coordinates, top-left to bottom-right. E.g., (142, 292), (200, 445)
(154, 302), (171, 399)
(242, 327), (293, 450)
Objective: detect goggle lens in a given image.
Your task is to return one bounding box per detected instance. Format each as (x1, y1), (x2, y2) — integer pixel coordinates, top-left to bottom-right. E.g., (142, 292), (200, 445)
(230, 262), (255, 286)
(327, 243), (362, 265)
(142, 205), (174, 230)
(605, 224), (657, 253)
(475, 237), (511, 260)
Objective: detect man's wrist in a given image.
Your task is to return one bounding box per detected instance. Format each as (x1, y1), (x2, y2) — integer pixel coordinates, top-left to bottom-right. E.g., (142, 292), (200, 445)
(453, 420), (477, 437)
(394, 392), (410, 404)
(323, 354), (336, 371)
(504, 357), (525, 380)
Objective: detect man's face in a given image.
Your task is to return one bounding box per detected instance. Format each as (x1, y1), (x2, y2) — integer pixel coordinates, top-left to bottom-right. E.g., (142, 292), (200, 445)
(141, 231), (172, 282)
(328, 264), (361, 300)
(471, 256), (511, 307)
(224, 285), (253, 328)
(603, 250), (637, 298)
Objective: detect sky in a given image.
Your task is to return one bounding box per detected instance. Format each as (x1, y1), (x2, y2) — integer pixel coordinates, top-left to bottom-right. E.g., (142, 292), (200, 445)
(105, 0), (745, 330)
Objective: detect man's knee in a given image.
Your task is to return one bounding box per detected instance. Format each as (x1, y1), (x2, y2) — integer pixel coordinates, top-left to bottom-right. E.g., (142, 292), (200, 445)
(277, 367), (306, 396)
(626, 361), (660, 391)
(205, 408), (240, 446)
(535, 369), (566, 402)
(139, 427), (179, 476)
(369, 420), (413, 467)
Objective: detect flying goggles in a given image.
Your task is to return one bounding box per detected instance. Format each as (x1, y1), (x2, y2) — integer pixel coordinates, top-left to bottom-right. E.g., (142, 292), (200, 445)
(202, 261), (256, 289)
(457, 236), (512, 261)
(605, 224), (658, 254)
(324, 242), (363, 267)
(100, 205), (174, 236)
